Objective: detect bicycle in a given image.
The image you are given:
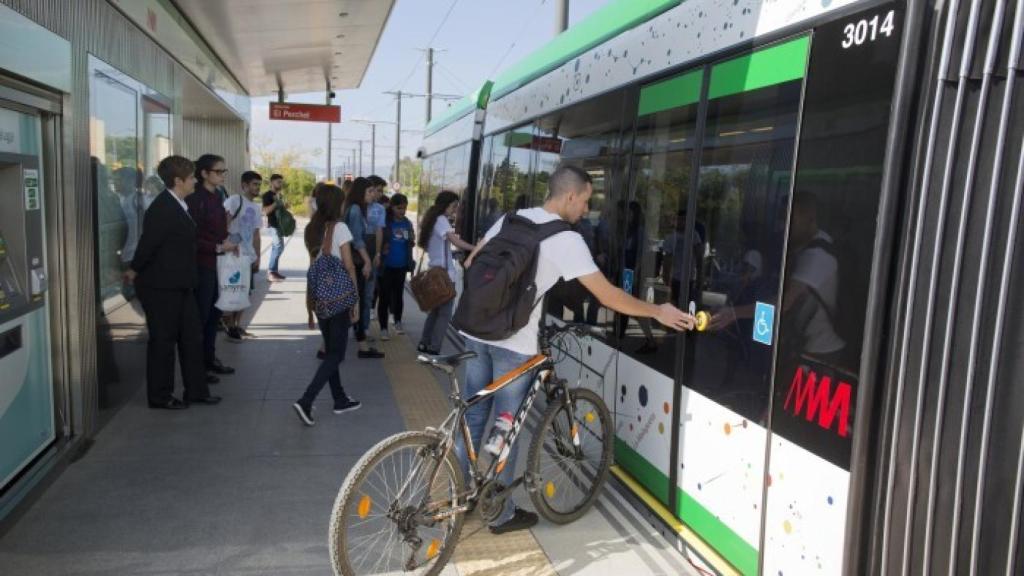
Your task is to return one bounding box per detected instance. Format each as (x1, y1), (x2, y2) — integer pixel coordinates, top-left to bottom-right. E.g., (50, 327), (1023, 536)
(328, 323), (614, 576)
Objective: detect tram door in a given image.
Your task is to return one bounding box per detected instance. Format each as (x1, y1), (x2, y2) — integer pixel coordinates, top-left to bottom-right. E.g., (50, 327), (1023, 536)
(675, 37), (810, 575)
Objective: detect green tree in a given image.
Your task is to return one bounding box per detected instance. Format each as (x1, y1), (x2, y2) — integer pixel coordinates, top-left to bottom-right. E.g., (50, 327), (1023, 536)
(396, 156), (423, 213)
(251, 136), (321, 216)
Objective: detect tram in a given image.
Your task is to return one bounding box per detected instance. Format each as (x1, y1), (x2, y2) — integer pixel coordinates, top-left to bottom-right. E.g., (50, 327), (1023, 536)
(418, 0), (1024, 574)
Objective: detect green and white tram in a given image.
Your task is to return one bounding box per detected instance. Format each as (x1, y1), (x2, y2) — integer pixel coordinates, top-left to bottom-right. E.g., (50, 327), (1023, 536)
(419, 0), (1024, 574)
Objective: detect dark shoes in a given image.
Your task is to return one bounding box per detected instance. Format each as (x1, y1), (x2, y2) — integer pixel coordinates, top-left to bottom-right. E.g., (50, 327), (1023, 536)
(316, 349), (326, 360)
(149, 398), (187, 410)
(207, 359), (235, 375)
(489, 507), (538, 534)
(205, 374), (220, 384)
(333, 399), (362, 414)
(186, 396), (222, 406)
(358, 348), (385, 359)
(268, 272), (286, 282)
(226, 327), (244, 342)
(293, 402), (315, 426)
(417, 344), (440, 356)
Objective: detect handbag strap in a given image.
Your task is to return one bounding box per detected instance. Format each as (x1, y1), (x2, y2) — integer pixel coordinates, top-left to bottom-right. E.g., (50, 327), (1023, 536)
(320, 220), (336, 257)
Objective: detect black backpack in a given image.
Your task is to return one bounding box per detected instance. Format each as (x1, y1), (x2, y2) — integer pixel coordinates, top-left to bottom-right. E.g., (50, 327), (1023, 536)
(453, 213), (571, 340)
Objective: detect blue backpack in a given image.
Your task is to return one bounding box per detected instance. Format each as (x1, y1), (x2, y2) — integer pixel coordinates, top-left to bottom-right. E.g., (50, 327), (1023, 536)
(308, 223), (358, 319)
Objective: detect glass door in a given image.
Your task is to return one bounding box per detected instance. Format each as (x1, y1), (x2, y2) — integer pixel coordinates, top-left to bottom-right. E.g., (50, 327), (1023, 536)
(675, 37), (809, 575)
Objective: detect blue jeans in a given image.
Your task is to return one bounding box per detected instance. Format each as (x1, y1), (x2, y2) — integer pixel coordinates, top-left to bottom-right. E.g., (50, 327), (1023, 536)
(454, 338), (535, 525)
(299, 312), (352, 408)
(268, 228), (284, 274)
(361, 271), (376, 333)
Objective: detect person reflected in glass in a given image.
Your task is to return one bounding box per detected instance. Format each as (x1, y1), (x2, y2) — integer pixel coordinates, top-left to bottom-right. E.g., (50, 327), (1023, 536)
(619, 200), (657, 353)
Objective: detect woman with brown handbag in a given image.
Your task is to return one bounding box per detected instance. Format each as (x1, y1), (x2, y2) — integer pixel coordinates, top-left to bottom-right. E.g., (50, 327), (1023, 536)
(416, 190), (475, 354)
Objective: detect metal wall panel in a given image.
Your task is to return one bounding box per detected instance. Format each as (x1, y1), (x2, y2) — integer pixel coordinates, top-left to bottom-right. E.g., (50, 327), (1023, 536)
(180, 118), (248, 182)
(858, 1), (1024, 574)
(0, 0), (249, 437)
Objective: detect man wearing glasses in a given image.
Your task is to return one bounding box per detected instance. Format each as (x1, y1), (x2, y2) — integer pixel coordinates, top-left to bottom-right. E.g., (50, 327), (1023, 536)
(262, 174), (287, 282)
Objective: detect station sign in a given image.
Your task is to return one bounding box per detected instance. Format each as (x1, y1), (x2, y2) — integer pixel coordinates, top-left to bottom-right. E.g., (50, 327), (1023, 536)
(269, 102), (341, 123)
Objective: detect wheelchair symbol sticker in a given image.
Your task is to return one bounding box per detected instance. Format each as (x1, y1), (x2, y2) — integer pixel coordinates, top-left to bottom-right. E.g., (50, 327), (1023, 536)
(753, 301), (775, 346)
(622, 268), (634, 294)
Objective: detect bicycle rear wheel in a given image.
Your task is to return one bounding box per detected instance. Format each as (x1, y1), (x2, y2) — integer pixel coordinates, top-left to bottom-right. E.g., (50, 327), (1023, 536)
(329, 431), (465, 576)
(527, 388), (613, 524)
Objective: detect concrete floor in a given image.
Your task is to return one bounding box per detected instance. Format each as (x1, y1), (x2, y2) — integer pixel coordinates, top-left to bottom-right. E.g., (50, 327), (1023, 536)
(0, 226), (699, 576)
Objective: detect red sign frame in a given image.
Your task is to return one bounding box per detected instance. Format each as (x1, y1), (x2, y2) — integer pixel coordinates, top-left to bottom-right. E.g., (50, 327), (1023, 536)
(269, 102), (341, 123)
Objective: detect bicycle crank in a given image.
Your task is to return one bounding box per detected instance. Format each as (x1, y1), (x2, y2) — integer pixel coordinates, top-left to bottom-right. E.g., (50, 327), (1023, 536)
(477, 481), (508, 523)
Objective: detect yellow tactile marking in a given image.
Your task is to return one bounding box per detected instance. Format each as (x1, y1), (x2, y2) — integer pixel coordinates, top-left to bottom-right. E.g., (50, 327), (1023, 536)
(378, 332), (556, 576)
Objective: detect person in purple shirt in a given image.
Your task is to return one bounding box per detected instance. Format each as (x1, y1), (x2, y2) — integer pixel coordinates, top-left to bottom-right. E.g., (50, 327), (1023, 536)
(186, 154), (238, 382)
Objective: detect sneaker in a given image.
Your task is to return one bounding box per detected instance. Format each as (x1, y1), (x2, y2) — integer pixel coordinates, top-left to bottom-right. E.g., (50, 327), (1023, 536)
(226, 327), (243, 342)
(380, 329), (391, 341)
(272, 272), (287, 281)
(370, 310), (377, 321)
(358, 348), (385, 359)
(239, 328), (256, 339)
(488, 507), (538, 534)
(393, 322), (405, 335)
(316, 349), (326, 360)
(293, 402), (315, 426)
(333, 399), (362, 414)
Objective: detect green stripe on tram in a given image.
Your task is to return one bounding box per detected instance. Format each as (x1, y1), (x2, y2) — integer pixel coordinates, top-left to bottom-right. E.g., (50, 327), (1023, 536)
(637, 69), (703, 116)
(614, 438), (759, 575)
(709, 35), (810, 100)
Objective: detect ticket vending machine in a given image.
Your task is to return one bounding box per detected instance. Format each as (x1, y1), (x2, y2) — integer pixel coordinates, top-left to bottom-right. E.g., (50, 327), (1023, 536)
(0, 109), (55, 492)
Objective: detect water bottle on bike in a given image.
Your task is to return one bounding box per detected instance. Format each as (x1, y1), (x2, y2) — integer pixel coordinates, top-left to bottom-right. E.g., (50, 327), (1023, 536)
(484, 412), (514, 456)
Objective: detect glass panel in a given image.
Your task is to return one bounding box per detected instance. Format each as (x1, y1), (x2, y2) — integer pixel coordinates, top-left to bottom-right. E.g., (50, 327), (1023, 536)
(621, 99), (699, 377)
(489, 128), (533, 217)
(90, 71), (139, 309)
(475, 136), (497, 241)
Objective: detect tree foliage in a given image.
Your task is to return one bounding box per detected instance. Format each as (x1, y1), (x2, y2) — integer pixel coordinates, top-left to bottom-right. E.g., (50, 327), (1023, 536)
(251, 135), (321, 216)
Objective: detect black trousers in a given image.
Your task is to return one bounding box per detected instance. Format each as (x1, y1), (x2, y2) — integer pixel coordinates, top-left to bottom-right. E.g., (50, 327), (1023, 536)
(195, 267), (220, 368)
(378, 267), (407, 330)
(138, 286), (210, 403)
(300, 312), (352, 407)
(352, 263), (367, 342)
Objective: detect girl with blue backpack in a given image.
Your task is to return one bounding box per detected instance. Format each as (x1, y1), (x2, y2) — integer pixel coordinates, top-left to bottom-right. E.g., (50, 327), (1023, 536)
(294, 184), (361, 426)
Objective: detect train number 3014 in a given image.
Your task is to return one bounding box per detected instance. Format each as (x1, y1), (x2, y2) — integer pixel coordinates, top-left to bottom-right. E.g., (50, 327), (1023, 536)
(841, 10), (896, 49)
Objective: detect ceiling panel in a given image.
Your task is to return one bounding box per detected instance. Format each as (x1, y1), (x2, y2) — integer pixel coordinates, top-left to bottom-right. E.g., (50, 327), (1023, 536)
(172, 0), (395, 96)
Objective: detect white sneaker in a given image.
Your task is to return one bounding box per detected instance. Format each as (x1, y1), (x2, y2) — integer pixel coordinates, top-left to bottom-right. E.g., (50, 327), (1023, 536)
(381, 329), (391, 341)
(370, 310), (377, 321)
(393, 322), (405, 335)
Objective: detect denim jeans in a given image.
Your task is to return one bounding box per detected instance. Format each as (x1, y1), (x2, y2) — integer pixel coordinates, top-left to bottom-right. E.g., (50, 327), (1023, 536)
(454, 338), (535, 525)
(361, 271), (376, 333)
(419, 297), (453, 352)
(268, 227), (284, 274)
(299, 312), (352, 408)
(195, 267), (220, 368)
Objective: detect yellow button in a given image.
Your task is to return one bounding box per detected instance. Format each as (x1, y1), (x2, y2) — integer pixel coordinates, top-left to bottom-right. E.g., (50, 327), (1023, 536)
(695, 311), (709, 332)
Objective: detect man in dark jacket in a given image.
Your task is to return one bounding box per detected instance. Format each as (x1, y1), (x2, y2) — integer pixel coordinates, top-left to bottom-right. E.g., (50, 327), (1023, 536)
(126, 156), (222, 409)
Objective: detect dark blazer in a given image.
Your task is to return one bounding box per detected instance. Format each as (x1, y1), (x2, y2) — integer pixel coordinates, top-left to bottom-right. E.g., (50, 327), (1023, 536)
(131, 190), (199, 291)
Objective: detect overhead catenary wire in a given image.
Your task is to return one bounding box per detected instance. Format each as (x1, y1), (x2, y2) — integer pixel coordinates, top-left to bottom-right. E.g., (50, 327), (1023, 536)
(488, 0), (549, 79)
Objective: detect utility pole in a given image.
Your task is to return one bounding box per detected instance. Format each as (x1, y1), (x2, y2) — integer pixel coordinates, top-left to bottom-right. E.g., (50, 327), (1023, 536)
(556, 0), (569, 33)
(370, 124), (376, 174)
(326, 88), (333, 182)
(426, 48), (434, 124)
(394, 90), (402, 184)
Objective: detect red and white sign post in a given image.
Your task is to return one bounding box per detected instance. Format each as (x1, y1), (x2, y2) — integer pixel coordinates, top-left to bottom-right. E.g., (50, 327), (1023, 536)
(269, 102), (341, 123)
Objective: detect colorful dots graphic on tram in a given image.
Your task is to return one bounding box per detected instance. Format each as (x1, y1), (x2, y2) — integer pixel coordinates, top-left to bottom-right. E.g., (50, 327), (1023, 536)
(638, 385), (648, 407)
(662, 401), (670, 414)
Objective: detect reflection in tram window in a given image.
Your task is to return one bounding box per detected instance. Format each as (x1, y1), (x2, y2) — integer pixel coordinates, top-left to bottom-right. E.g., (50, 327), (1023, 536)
(687, 78), (803, 424)
(623, 87), (700, 377)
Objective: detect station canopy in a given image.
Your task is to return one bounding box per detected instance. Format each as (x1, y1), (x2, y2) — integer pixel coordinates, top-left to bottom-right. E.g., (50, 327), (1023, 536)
(174, 0), (395, 96)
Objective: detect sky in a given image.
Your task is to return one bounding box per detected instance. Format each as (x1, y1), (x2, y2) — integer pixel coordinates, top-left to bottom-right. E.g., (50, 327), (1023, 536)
(249, 0), (610, 180)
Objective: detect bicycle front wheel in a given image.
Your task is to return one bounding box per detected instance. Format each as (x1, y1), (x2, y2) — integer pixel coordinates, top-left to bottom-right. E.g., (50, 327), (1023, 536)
(527, 387), (613, 524)
(329, 431), (465, 576)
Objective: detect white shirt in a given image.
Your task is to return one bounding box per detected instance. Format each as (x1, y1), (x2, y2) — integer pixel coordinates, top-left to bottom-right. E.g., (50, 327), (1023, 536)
(790, 230), (844, 354)
(324, 222), (354, 260)
(168, 189), (189, 214)
(224, 194), (262, 263)
(427, 215), (456, 282)
(462, 207), (599, 356)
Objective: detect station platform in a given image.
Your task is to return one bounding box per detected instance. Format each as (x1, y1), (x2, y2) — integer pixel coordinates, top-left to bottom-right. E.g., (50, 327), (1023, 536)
(0, 225), (699, 576)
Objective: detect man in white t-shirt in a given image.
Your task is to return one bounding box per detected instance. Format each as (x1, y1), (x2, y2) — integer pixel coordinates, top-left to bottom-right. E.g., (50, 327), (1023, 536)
(222, 171), (264, 341)
(458, 165), (696, 534)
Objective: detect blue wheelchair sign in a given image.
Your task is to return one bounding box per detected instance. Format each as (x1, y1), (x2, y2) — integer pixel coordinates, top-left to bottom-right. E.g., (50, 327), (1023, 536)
(753, 301), (775, 346)
(622, 268), (634, 294)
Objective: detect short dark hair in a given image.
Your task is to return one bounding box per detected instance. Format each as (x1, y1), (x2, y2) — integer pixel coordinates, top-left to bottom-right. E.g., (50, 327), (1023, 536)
(241, 170), (262, 184)
(157, 155), (195, 189)
(547, 164), (592, 199)
(269, 174), (284, 182)
(367, 175), (387, 188)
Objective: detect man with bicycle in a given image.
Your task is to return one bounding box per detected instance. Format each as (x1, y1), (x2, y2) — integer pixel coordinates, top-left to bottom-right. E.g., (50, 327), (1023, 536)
(457, 164), (696, 534)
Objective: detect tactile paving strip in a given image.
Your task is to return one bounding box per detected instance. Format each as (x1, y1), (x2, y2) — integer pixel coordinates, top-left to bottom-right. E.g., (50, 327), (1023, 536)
(378, 333), (557, 576)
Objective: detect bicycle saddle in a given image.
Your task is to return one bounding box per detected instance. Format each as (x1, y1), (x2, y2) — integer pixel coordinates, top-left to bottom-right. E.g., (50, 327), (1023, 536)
(416, 351), (477, 374)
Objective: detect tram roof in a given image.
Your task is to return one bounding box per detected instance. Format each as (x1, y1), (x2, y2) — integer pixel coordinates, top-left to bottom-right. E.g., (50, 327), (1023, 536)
(488, 0), (682, 103)
(424, 81), (493, 138)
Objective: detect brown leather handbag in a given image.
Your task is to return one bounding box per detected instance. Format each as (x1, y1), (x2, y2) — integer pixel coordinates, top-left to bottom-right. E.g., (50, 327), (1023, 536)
(409, 242), (456, 312)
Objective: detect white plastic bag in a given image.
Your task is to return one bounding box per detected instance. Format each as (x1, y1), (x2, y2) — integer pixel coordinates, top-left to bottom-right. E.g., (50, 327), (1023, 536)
(215, 252), (251, 312)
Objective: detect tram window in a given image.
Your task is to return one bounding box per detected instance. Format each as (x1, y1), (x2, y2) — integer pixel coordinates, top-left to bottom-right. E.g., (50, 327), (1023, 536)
(687, 79), (803, 424)
(621, 96), (700, 378)
(484, 128), (534, 225)
(530, 90), (630, 341)
(476, 135), (500, 241)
